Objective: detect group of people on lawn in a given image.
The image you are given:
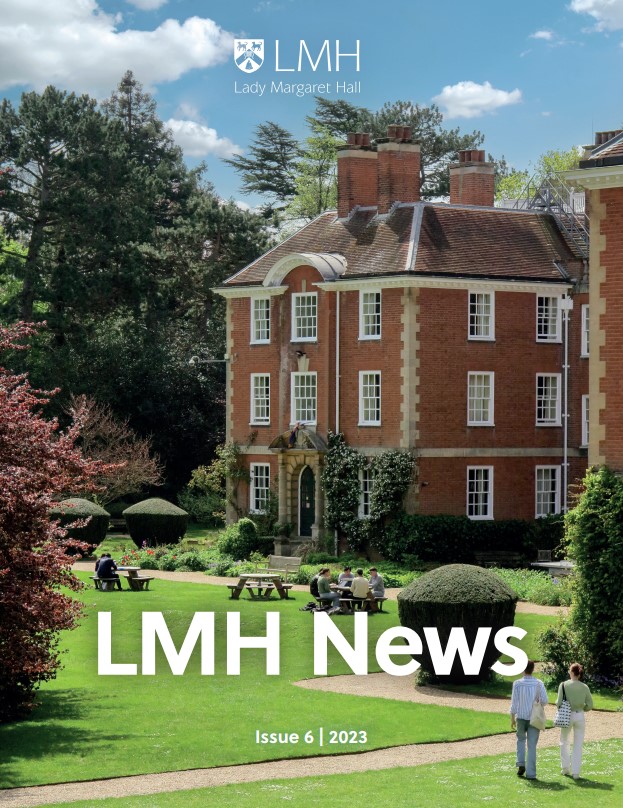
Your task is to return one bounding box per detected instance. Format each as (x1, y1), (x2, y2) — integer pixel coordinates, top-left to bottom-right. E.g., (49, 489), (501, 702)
(314, 566), (385, 613)
(511, 659), (593, 781)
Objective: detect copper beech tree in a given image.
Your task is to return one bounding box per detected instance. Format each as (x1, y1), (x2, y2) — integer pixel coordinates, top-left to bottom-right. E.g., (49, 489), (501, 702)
(0, 323), (105, 722)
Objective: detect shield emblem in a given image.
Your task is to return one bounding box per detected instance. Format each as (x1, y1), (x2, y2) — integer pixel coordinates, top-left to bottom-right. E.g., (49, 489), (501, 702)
(234, 39), (265, 73)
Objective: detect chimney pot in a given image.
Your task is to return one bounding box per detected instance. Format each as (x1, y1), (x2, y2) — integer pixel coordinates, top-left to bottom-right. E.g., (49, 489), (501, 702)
(361, 132), (370, 147)
(347, 132), (356, 146)
(387, 124), (398, 140)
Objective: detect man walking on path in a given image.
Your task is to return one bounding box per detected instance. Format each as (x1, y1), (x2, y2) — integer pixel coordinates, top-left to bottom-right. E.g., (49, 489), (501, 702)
(510, 660), (548, 780)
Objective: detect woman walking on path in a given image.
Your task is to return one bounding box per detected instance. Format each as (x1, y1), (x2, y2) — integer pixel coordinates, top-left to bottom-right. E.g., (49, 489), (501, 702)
(558, 662), (593, 779)
(510, 660), (548, 780)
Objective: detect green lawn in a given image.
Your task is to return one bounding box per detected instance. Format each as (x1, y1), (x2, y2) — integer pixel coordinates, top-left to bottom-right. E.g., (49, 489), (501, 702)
(40, 740), (623, 808)
(0, 574), (545, 789)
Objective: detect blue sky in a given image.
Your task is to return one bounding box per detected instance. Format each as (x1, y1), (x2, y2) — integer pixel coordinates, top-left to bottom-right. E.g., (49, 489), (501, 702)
(1, 0), (622, 205)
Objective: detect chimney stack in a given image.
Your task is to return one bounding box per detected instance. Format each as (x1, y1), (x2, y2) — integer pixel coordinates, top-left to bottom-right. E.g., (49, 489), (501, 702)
(595, 130), (623, 147)
(377, 125), (421, 214)
(449, 149), (495, 207)
(336, 132), (377, 218)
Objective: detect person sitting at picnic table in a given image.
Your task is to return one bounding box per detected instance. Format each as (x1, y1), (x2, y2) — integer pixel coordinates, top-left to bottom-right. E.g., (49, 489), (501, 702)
(317, 568), (341, 608)
(369, 567), (385, 598)
(95, 554), (120, 588)
(350, 569), (379, 612)
(338, 566), (354, 586)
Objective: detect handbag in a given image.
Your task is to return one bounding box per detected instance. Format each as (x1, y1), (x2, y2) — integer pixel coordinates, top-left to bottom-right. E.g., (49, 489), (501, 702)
(554, 684), (572, 728)
(529, 697), (547, 730)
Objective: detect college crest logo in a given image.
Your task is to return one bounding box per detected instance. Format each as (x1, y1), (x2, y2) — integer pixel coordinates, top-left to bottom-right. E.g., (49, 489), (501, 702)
(234, 40), (264, 73)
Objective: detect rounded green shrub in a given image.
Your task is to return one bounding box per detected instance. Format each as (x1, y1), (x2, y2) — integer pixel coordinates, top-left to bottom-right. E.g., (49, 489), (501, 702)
(49, 498), (110, 551)
(123, 498), (188, 546)
(397, 564), (518, 684)
(217, 518), (272, 560)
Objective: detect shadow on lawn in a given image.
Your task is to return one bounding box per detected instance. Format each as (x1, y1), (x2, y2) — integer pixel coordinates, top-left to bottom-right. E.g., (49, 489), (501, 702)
(0, 690), (136, 789)
(526, 778), (614, 792)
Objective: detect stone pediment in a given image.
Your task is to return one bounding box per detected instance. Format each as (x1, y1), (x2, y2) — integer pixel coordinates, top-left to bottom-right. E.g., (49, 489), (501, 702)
(268, 428), (328, 452)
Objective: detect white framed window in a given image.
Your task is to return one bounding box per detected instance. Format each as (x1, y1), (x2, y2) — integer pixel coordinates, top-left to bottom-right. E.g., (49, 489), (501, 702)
(251, 298), (270, 344)
(359, 371), (381, 425)
(536, 374), (561, 426)
(250, 463), (271, 513)
(359, 290), (381, 340)
(291, 293), (317, 341)
(581, 304), (589, 357)
(535, 466), (561, 518)
(291, 372), (317, 424)
(467, 372), (494, 426)
(359, 466), (375, 517)
(250, 374), (270, 425)
(582, 394), (589, 448)
(467, 466), (493, 520)
(536, 296), (561, 342)
(468, 291), (495, 340)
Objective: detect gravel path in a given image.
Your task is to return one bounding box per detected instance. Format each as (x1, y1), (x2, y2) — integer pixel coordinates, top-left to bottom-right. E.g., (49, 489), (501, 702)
(71, 561), (569, 616)
(4, 673), (620, 807)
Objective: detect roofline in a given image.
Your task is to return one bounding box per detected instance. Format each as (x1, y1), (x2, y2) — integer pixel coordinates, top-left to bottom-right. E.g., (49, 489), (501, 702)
(223, 210), (335, 284)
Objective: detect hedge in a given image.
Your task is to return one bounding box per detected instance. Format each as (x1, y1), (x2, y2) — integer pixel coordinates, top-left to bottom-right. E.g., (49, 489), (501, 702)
(382, 513), (563, 564)
(123, 498), (188, 546)
(397, 564), (518, 683)
(49, 498), (110, 549)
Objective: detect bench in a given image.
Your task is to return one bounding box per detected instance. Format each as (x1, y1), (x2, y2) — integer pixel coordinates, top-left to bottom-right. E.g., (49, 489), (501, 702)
(108, 518), (126, 533)
(256, 555), (302, 582)
(91, 576), (122, 591)
(339, 597), (386, 613)
(124, 575), (154, 591)
(474, 551), (523, 568)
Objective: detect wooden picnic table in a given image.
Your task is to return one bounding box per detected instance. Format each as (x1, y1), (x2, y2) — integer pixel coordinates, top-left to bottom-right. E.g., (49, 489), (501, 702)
(227, 572), (293, 601)
(117, 566), (154, 591)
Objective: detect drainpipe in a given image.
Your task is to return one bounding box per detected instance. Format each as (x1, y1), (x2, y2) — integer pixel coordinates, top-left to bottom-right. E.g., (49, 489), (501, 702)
(560, 295), (574, 512)
(334, 290), (341, 556)
(335, 289), (341, 433)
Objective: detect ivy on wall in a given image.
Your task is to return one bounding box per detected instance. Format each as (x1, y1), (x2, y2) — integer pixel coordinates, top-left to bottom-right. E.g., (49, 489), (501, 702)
(321, 431), (416, 550)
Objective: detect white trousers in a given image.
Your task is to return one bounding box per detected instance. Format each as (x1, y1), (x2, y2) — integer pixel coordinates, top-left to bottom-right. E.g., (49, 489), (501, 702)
(560, 711), (586, 776)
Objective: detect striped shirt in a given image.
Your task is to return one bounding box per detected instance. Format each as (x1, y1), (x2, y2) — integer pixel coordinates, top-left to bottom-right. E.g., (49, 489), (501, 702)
(510, 676), (548, 720)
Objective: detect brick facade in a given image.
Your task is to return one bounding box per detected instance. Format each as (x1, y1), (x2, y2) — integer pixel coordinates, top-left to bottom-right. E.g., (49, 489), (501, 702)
(216, 126), (600, 548)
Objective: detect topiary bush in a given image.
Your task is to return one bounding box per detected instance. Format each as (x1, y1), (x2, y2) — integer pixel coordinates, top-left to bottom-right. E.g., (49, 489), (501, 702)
(49, 498), (110, 552)
(397, 564), (518, 684)
(123, 498), (188, 546)
(217, 517), (272, 560)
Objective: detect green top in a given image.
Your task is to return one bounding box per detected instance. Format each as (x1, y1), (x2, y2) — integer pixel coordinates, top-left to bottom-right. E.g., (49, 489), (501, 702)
(556, 679), (593, 712)
(318, 575), (332, 596)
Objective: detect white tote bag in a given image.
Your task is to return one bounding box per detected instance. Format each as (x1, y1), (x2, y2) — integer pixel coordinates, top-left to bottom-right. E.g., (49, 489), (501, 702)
(530, 698), (547, 730)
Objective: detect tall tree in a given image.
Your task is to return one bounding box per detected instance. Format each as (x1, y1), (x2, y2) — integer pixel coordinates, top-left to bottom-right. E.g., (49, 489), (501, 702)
(223, 121), (301, 213)
(0, 87), (107, 321)
(284, 124), (339, 223)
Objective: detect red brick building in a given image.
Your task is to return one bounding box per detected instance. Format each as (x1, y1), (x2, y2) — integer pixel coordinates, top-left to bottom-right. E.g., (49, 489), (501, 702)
(216, 126), (591, 546)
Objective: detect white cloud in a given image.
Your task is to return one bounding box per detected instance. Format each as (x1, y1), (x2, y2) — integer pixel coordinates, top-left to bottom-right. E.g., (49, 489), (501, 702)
(166, 119), (242, 158)
(175, 102), (201, 120)
(531, 29), (554, 40)
(570, 0), (623, 30)
(127, 0), (168, 10)
(433, 80), (522, 119)
(0, 0), (234, 96)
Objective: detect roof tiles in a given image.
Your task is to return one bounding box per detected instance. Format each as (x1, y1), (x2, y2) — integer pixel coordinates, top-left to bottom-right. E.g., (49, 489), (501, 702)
(223, 203), (579, 287)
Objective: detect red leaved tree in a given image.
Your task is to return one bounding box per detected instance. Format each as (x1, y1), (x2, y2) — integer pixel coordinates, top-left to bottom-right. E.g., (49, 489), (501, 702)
(0, 323), (104, 722)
